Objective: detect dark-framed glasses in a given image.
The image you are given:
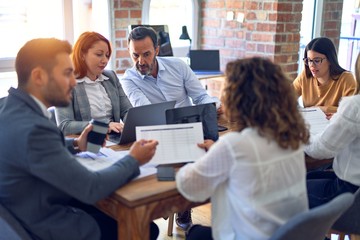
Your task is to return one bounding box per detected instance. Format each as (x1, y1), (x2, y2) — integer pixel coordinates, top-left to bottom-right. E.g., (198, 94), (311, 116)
(303, 57), (326, 66)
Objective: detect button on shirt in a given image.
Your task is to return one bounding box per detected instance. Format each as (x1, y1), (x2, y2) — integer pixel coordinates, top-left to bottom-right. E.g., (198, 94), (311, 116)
(77, 75), (113, 123)
(120, 57), (220, 108)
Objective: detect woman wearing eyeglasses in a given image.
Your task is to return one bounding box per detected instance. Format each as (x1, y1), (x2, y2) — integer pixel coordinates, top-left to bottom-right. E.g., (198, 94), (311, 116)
(293, 37), (356, 119)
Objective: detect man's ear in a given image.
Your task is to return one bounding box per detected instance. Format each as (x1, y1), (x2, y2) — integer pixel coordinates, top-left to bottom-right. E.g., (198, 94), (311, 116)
(155, 46), (160, 56)
(30, 67), (47, 87)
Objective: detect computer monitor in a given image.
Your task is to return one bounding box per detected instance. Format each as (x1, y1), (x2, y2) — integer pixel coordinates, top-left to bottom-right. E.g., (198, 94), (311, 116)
(165, 103), (219, 141)
(128, 24), (173, 56)
(189, 50), (222, 74)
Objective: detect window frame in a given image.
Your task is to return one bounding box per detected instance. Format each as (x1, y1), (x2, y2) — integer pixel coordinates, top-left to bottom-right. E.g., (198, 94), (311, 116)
(142, 0), (199, 51)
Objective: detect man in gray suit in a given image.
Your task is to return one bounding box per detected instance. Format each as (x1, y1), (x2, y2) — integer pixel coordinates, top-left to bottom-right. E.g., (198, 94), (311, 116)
(0, 38), (159, 240)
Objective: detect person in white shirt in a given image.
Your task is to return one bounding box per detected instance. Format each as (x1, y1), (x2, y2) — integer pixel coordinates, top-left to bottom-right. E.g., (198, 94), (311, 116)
(305, 53), (360, 209)
(121, 25), (222, 229)
(176, 57), (310, 240)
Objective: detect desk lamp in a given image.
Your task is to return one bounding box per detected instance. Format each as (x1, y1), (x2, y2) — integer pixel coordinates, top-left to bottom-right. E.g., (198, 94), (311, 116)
(179, 25), (192, 57)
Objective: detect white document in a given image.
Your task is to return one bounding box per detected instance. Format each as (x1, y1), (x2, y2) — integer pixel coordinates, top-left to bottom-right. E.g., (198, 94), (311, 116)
(76, 148), (127, 171)
(136, 122), (206, 164)
(76, 148), (157, 179)
(299, 107), (329, 135)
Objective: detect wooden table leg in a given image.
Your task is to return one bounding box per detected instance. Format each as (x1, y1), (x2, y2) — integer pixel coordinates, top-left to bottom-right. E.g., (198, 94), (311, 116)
(117, 205), (150, 240)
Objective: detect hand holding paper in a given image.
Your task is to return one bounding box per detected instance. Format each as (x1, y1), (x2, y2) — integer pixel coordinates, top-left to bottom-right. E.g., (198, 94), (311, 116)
(136, 122), (206, 164)
(129, 139), (159, 165)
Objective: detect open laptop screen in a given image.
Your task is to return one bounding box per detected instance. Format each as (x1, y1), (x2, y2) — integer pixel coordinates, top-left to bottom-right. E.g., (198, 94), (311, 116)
(108, 101), (176, 144)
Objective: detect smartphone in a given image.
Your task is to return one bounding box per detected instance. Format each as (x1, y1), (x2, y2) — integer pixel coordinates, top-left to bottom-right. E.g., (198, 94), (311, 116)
(157, 166), (175, 181)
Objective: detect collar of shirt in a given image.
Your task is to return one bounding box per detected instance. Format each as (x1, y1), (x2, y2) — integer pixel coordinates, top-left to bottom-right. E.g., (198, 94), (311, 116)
(76, 73), (109, 84)
(29, 94), (52, 119)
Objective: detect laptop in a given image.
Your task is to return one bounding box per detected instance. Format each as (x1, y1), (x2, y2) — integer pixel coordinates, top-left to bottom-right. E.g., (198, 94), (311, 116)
(108, 101), (176, 144)
(189, 50), (223, 75)
(165, 103), (219, 141)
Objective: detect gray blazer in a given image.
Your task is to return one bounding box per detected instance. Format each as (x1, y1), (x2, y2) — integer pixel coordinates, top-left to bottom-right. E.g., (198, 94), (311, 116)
(0, 87), (140, 240)
(56, 70), (132, 135)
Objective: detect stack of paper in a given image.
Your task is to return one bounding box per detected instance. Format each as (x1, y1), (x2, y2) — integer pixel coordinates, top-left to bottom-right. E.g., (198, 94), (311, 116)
(76, 148), (157, 179)
(299, 107), (329, 135)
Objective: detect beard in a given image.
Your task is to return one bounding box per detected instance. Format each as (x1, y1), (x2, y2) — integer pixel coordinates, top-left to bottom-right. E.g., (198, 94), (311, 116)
(136, 56), (156, 76)
(44, 75), (73, 107)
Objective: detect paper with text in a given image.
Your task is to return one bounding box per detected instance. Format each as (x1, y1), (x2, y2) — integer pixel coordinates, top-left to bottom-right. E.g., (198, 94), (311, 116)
(299, 107), (329, 135)
(76, 148), (157, 179)
(136, 122), (206, 164)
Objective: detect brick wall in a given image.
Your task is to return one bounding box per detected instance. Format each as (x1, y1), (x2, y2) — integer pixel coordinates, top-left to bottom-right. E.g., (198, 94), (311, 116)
(201, 0), (303, 79)
(321, 0), (344, 49)
(112, 0), (143, 73)
(111, 0), (344, 79)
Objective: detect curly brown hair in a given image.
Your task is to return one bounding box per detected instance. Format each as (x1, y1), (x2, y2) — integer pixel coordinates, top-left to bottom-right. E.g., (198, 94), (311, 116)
(222, 57), (309, 150)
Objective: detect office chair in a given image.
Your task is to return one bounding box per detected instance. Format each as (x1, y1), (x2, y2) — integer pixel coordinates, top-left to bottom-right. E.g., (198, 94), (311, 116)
(331, 188), (360, 240)
(0, 203), (33, 240)
(269, 192), (354, 240)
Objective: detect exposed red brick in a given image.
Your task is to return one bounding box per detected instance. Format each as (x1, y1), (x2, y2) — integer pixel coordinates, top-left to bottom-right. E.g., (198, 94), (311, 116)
(115, 10), (128, 18)
(130, 10), (141, 18)
(111, 0), (344, 77)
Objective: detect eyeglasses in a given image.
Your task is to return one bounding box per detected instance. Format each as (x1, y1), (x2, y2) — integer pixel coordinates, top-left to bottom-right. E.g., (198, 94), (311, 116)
(303, 57), (326, 66)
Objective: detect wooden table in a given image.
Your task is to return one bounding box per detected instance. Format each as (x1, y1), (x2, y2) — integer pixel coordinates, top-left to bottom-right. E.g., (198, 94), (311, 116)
(96, 115), (238, 240)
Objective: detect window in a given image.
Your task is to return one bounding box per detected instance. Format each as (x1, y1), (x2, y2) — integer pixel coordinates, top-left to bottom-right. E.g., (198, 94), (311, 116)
(0, 0), (111, 97)
(339, 0), (360, 72)
(298, 0), (323, 74)
(143, 0), (198, 57)
(0, 0), (64, 72)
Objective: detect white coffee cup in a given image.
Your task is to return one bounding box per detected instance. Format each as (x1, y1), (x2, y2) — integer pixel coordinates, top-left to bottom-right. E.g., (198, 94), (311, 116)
(87, 119), (109, 153)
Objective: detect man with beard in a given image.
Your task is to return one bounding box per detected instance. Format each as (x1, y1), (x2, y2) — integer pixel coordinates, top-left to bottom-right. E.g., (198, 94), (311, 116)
(121, 26), (221, 111)
(0, 38), (159, 240)
(121, 26), (221, 232)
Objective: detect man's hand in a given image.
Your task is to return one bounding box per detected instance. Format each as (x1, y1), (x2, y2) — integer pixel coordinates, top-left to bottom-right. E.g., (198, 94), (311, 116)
(197, 139), (215, 152)
(74, 124), (93, 152)
(129, 139), (159, 165)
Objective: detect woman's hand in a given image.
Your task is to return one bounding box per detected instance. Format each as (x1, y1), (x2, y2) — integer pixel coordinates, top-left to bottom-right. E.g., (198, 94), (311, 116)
(197, 139), (215, 152)
(108, 121), (124, 133)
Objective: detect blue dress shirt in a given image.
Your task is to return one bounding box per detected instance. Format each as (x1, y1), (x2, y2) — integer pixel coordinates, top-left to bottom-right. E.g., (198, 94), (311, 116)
(121, 57), (220, 108)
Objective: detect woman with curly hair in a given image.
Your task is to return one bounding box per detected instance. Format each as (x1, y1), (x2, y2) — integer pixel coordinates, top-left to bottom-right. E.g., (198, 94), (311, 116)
(176, 57), (310, 240)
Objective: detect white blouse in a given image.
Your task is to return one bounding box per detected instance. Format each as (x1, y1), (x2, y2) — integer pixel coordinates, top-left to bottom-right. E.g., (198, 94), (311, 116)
(77, 74), (113, 122)
(305, 95), (360, 186)
(176, 128), (308, 240)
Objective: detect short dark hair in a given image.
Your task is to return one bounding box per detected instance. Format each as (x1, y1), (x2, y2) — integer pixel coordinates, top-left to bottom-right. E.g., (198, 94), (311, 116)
(303, 37), (346, 80)
(128, 26), (158, 49)
(15, 38), (72, 87)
